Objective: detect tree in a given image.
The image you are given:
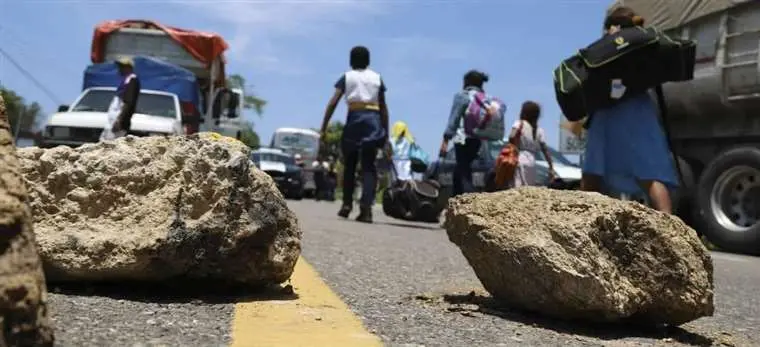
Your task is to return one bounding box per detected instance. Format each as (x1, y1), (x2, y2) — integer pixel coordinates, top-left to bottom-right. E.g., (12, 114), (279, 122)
(226, 74), (267, 116)
(225, 74), (266, 149)
(0, 86), (43, 137)
(239, 121), (260, 149)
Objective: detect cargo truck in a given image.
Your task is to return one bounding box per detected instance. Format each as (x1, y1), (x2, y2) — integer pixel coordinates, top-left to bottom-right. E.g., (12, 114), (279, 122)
(601, 0), (760, 254)
(43, 19), (243, 147)
(43, 56), (206, 146)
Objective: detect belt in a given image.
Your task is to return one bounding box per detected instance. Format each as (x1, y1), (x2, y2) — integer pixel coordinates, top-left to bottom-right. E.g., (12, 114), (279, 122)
(347, 102), (380, 111)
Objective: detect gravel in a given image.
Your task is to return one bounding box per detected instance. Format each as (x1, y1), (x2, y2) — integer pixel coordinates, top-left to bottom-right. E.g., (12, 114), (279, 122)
(291, 200), (760, 347)
(47, 283), (234, 347)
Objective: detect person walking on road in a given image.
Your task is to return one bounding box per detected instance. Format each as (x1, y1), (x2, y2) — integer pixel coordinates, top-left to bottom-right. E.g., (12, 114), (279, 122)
(439, 70), (489, 197)
(390, 121), (415, 181)
(320, 45), (389, 223)
(580, 6), (678, 214)
(509, 101), (554, 187)
(100, 56), (140, 142)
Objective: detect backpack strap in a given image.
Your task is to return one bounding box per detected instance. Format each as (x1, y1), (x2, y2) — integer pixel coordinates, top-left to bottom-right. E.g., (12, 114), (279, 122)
(654, 85), (684, 185)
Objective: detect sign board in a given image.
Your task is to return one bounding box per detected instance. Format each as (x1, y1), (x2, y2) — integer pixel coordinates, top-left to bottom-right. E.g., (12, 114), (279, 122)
(558, 120), (587, 155)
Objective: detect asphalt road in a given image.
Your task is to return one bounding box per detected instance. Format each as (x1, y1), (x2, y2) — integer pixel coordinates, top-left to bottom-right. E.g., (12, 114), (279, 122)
(48, 200), (760, 346)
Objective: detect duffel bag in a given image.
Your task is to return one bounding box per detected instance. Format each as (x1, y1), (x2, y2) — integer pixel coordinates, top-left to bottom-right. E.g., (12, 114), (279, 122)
(554, 26), (696, 122)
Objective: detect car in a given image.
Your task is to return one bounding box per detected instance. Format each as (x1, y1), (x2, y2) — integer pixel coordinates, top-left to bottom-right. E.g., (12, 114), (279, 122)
(426, 140), (582, 200)
(251, 147), (304, 200)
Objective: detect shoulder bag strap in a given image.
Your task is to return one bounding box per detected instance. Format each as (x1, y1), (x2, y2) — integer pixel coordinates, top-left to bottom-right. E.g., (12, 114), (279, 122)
(509, 120), (524, 147)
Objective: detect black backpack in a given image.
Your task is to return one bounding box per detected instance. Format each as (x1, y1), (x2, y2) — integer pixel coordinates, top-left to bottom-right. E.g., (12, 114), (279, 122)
(554, 26), (696, 122)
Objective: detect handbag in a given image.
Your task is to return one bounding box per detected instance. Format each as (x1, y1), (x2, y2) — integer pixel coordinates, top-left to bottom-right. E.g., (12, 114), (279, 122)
(493, 121), (523, 189)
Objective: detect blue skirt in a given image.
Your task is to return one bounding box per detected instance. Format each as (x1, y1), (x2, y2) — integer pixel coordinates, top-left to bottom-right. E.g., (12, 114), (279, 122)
(342, 110), (387, 153)
(582, 93), (679, 195)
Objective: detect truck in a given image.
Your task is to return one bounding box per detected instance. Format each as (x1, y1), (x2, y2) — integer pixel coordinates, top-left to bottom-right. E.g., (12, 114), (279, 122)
(43, 56), (205, 146)
(270, 128), (321, 197)
(602, 0), (760, 254)
(42, 19), (243, 147)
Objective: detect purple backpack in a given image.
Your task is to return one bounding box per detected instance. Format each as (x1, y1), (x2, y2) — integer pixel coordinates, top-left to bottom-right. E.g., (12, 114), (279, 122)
(463, 90), (506, 141)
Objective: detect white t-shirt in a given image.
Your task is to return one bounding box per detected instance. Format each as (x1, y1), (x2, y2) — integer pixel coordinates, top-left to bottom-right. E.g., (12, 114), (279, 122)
(512, 120), (545, 162)
(335, 68), (386, 104)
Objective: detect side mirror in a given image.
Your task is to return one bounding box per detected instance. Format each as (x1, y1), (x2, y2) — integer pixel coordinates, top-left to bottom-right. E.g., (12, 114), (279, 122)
(226, 92), (240, 119)
(57, 105), (69, 112)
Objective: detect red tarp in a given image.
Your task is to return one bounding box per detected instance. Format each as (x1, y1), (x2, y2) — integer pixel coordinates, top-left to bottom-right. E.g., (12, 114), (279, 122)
(91, 19), (229, 85)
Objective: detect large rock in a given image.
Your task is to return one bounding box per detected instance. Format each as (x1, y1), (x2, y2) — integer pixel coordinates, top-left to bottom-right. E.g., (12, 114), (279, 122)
(0, 95), (55, 346)
(445, 187), (714, 325)
(17, 133), (301, 286)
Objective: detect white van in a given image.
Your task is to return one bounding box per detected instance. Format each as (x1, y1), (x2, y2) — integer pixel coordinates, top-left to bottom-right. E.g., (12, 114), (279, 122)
(42, 87), (183, 147)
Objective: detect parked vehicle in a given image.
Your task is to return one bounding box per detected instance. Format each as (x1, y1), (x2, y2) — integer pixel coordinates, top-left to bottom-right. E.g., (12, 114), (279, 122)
(43, 55), (210, 147)
(90, 19), (242, 137)
(604, 0), (760, 254)
(251, 147), (304, 200)
(426, 140), (582, 201)
(270, 128), (321, 197)
(43, 86), (183, 147)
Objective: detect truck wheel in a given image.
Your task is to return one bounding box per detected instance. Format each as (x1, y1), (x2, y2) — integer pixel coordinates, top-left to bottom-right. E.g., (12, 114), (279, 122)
(695, 147), (760, 255)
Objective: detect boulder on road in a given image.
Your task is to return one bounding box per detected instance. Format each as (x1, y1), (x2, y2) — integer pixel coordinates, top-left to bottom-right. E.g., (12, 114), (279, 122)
(17, 133), (301, 287)
(445, 187), (714, 326)
(0, 95), (55, 346)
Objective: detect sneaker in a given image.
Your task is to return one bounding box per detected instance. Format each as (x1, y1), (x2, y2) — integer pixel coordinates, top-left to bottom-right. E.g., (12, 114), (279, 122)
(355, 207), (373, 223)
(338, 204), (352, 218)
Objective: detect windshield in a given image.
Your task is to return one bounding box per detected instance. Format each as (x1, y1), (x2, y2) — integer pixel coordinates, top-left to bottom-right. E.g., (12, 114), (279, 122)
(71, 89), (177, 118)
(535, 146), (576, 166)
(252, 152), (295, 165)
(272, 132), (320, 157)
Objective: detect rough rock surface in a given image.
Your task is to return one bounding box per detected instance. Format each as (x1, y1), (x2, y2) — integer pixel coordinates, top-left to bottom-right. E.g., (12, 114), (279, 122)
(0, 95), (55, 346)
(17, 133), (301, 286)
(445, 187), (714, 325)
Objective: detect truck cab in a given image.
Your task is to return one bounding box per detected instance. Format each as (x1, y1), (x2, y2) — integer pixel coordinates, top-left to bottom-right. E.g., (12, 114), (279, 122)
(42, 87), (182, 147)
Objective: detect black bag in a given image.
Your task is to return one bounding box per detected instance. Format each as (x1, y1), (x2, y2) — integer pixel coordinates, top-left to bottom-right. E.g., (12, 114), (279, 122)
(554, 26), (696, 122)
(381, 163), (443, 223)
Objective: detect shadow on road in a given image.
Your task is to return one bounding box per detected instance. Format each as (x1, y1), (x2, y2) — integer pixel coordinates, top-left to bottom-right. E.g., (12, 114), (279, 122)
(49, 280), (299, 304)
(419, 291), (714, 346)
(378, 221), (441, 231)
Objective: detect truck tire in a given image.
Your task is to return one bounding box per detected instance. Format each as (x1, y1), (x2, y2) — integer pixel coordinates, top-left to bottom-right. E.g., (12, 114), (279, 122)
(695, 147), (760, 255)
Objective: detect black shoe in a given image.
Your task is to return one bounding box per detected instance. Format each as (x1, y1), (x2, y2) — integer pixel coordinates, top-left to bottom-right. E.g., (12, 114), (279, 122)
(355, 207), (373, 223)
(338, 204), (352, 218)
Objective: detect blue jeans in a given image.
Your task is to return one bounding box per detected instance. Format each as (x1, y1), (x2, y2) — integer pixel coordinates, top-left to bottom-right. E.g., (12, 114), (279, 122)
(452, 138), (481, 197)
(342, 146), (378, 208)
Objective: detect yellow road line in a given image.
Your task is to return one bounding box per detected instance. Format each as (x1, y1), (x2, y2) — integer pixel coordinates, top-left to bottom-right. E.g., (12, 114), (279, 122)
(231, 256), (383, 347)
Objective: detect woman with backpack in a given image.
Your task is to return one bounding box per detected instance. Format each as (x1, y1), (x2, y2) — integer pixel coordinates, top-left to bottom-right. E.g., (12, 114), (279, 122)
(509, 101), (554, 187)
(580, 7), (678, 214)
(439, 70), (490, 197)
(320, 45), (389, 223)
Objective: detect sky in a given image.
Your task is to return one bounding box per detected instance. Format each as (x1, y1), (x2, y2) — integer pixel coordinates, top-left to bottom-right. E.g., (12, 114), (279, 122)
(0, 0), (611, 157)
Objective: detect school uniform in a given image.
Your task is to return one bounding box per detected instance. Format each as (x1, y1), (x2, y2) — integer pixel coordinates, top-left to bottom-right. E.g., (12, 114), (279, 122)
(335, 68), (387, 208)
(101, 72), (140, 141)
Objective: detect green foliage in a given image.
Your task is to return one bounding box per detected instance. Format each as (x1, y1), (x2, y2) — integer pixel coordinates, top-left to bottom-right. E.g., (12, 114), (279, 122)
(225, 75), (265, 149)
(313, 121), (344, 160)
(226, 74), (267, 116)
(239, 122), (260, 149)
(0, 86), (43, 135)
